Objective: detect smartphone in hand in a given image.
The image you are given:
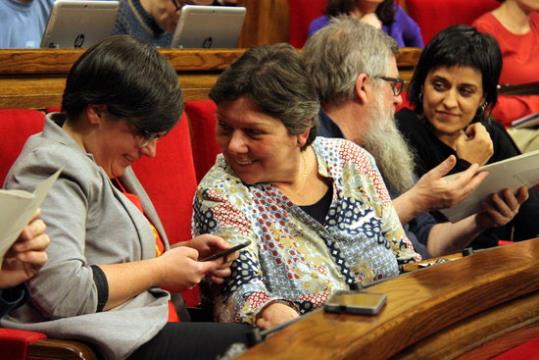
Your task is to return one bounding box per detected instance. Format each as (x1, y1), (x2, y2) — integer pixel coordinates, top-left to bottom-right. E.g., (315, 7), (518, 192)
(324, 291), (387, 315)
(200, 240), (251, 262)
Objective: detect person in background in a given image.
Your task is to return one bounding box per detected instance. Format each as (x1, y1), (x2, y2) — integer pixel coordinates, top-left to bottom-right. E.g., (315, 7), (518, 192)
(397, 25), (539, 248)
(113, 0), (214, 47)
(308, 0), (423, 48)
(0, 0), (53, 48)
(0, 211), (50, 318)
(193, 43), (420, 330)
(473, 0), (539, 152)
(2, 35), (251, 360)
(302, 17), (527, 258)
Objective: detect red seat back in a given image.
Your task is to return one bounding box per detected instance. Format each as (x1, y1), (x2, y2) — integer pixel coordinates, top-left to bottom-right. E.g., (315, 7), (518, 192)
(288, 0), (327, 48)
(185, 99), (221, 183)
(0, 109), (48, 358)
(0, 109), (45, 184)
(132, 113), (200, 306)
(405, 0), (499, 44)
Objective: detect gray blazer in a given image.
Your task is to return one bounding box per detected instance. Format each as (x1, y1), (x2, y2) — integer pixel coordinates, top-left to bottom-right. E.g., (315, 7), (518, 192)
(1, 113), (171, 359)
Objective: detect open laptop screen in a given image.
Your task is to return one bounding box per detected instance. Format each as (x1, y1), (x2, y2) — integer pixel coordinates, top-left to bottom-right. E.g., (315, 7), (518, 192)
(41, 0), (119, 48)
(171, 5), (246, 49)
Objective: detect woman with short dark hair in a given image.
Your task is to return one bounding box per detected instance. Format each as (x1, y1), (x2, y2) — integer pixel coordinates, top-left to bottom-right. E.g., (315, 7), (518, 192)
(194, 43), (420, 330)
(397, 25), (538, 248)
(3, 35), (251, 360)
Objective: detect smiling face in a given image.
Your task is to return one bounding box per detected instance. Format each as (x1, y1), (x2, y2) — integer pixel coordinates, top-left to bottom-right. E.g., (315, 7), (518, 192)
(88, 113), (157, 178)
(422, 66), (485, 137)
(216, 97), (304, 185)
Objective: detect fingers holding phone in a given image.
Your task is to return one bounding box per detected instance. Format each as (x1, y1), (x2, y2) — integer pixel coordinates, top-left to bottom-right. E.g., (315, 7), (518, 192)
(200, 240), (251, 284)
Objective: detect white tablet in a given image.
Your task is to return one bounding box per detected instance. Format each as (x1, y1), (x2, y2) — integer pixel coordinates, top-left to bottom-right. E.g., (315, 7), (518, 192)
(41, 0), (119, 48)
(171, 5), (246, 49)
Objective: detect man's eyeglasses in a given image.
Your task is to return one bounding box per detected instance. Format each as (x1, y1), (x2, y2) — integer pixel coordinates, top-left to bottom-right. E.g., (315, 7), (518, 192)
(170, 0), (201, 11)
(374, 75), (404, 96)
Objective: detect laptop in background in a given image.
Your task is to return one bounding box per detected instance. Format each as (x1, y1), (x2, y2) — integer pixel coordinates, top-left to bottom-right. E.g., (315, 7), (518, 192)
(41, 0), (119, 48)
(171, 5), (246, 49)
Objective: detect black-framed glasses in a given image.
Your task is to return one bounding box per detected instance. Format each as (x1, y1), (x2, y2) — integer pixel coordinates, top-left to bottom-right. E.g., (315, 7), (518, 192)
(103, 109), (166, 149)
(134, 127), (167, 149)
(374, 75), (404, 96)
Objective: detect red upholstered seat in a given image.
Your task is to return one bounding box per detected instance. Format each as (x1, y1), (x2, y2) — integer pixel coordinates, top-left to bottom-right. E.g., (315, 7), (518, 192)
(132, 112), (200, 306)
(0, 109), (48, 359)
(185, 99), (221, 183)
(288, 0), (327, 48)
(493, 337), (539, 359)
(0, 109), (45, 184)
(405, 0), (499, 44)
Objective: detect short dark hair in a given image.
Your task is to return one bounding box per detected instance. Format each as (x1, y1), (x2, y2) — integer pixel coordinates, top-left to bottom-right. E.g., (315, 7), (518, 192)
(408, 25), (502, 118)
(62, 35), (183, 134)
(325, 0), (395, 26)
(209, 43), (320, 148)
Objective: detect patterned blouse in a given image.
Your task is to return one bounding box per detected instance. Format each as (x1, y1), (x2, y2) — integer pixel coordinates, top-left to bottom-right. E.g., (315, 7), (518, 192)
(193, 137), (420, 325)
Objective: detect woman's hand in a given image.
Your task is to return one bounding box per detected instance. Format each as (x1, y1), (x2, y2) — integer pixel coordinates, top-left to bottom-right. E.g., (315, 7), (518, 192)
(154, 246), (226, 292)
(178, 234), (240, 284)
(476, 187), (529, 229)
(455, 123), (494, 165)
(255, 302), (299, 330)
(0, 210), (50, 289)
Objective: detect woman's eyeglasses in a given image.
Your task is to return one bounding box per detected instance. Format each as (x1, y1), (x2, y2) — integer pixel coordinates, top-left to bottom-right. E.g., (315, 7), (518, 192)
(374, 75), (404, 96)
(134, 128), (167, 149)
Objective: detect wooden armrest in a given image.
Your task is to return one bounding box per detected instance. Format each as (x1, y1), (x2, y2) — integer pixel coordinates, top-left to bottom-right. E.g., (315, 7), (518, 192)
(28, 338), (98, 360)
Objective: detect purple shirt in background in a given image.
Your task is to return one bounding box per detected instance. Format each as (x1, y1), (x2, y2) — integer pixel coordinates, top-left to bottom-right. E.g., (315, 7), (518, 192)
(308, 4), (424, 48)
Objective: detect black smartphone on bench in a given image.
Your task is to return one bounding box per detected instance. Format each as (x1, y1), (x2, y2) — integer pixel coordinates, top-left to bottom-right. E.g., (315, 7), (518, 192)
(324, 291), (387, 315)
(200, 240), (251, 262)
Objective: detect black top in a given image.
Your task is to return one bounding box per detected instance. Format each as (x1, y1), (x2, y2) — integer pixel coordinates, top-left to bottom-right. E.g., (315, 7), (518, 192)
(300, 185), (334, 225)
(397, 108), (539, 247)
(0, 284), (28, 318)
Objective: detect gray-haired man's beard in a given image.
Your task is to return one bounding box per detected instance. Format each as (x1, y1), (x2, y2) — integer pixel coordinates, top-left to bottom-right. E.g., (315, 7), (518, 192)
(362, 101), (416, 195)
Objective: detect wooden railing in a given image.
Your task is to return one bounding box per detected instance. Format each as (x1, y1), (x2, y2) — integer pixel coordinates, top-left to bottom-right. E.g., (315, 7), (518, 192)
(0, 48), (245, 109)
(0, 47), (421, 110)
(239, 238), (539, 359)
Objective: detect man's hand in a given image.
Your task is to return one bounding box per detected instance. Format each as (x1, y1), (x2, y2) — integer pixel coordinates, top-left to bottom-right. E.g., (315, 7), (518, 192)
(395, 156), (489, 224)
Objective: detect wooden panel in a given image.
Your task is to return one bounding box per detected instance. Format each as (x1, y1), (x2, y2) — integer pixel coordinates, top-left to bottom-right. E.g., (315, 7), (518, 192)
(0, 49), (245, 109)
(396, 292), (539, 359)
(238, 0), (290, 48)
(29, 338), (98, 360)
(0, 49), (245, 74)
(0, 47), (421, 109)
(238, 239), (539, 360)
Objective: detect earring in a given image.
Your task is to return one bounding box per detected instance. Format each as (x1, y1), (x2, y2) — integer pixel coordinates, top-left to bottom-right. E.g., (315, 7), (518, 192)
(480, 102), (488, 112)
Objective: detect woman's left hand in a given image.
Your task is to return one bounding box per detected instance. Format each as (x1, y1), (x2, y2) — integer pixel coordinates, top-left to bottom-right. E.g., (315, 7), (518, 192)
(455, 123), (494, 165)
(477, 186), (529, 229)
(0, 212), (50, 288)
(255, 302), (299, 330)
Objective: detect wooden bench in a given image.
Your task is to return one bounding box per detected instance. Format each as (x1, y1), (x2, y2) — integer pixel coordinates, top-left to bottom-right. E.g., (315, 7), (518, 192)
(238, 238), (539, 359)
